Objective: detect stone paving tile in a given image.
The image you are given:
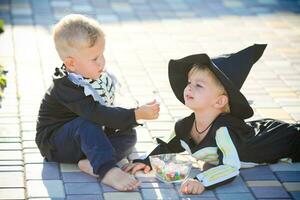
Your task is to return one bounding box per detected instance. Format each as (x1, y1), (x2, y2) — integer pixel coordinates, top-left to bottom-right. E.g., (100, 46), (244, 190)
(246, 180), (281, 187)
(60, 163), (81, 172)
(67, 194), (104, 200)
(103, 192), (142, 200)
(240, 166), (278, 181)
(62, 172), (98, 183)
(65, 182), (102, 195)
(27, 180), (65, 198)
(270, 163), (300, 171)
(283, 182), (300, 192)
(0, 160), (23, 166)
(215, 176), (250, 193)
(0, 188), (25, 200)
(0, 142), (22, 150)
(216, 193), (255, 200)
(290, 192), (300, 200)
(0, 150), (22, 160)
(141, 188), (179, 200)
(0, 172), (24, 187)
(0, 165), (23, 172)
(275, 171), (300, 182)
(25, 163), (60, 180)
(250, 186), (291, 199)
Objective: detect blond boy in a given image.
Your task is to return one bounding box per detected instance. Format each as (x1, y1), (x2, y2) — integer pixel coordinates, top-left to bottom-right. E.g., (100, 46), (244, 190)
(36, 14), (160, 191)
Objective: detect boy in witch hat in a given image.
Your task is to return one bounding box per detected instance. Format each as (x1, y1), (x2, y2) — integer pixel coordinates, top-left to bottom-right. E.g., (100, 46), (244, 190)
(123, 44), (300, 194)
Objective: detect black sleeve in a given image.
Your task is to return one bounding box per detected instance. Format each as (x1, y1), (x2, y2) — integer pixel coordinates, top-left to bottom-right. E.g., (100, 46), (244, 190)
(53, 78), (138, 130)
(133, 136), (184, 167)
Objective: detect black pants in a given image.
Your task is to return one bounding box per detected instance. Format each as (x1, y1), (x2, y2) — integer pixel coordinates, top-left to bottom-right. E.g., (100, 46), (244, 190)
(49, 117), (137, 179)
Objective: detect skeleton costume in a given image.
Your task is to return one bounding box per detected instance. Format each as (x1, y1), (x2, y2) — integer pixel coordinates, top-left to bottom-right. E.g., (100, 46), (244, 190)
(134, 44), (300, 189)
(36, 65), (138, 179)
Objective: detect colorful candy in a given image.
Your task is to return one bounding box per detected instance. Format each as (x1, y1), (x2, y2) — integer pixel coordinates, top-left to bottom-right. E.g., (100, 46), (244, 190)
(150, 156), (191, 183)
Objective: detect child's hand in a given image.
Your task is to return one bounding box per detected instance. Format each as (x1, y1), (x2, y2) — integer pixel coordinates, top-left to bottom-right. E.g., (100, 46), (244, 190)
(122, 162), (151, 174)
(135, 100), (160, 120)
(180, 178), (205, 195)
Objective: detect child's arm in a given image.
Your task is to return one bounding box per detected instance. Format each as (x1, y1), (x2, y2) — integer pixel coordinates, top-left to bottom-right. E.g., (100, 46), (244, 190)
(194, 127), (240, 189)
(53, 79), (159, 130)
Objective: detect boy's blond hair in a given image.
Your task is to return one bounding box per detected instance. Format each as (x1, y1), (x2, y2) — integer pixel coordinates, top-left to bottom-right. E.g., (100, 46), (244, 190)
(189, 64), (231, 113)
(53, 14), (105, 60)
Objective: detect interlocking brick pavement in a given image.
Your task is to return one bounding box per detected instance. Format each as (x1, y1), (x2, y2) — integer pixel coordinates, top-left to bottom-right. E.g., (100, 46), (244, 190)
(0, 0), (300, 199)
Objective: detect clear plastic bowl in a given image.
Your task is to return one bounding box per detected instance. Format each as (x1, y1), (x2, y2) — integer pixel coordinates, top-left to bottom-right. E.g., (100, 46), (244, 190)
(149, 153), (192, 183)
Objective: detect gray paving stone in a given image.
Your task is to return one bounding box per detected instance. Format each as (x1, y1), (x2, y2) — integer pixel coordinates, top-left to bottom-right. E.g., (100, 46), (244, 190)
(240, 166), (277, 181)
(0, 172), (24, 187)
(65, 182), (102, 195)
(0, 142), (22, 150)
(67, 195), (103, 200)
(250, 186), (290, 198)
(22, 140), (38, 149)
(0, 165), (23, 172)
(246, 180), (281, 187)
(215, 176), (249, 193)
(283, 182), (300, 191)
(60, 163), (81, 172)
(270, 163), (300, 171)
(0, 150), (22, 160)
(0, 188), (25, 199)
(216, 193), (255, 200)
(0, 160), (23, 166)
(27, 180), (65, 198)
(290, 191), (300, 200)
(24, 153), (45, 164)
(276, 171), (300, 182)
(25, 163), (60, 180)
(103, 192), (142, 200)
(0, 125), (20, 137)
(62, 172), (98, 183)
(0, 137), (21, 142)
(141, 188), (179, 200)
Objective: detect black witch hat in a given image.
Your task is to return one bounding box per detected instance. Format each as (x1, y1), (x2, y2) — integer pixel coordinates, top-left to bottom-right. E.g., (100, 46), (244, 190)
(168, 44), (267, 119)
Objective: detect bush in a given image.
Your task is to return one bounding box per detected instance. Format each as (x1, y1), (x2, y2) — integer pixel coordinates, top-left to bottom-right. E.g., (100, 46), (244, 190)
(0, 19), (6, 107)
(0, 19), (3, 34)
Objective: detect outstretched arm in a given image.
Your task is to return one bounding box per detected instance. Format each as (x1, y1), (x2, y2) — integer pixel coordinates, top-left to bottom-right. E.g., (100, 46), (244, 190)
(195, 127), (240, 189)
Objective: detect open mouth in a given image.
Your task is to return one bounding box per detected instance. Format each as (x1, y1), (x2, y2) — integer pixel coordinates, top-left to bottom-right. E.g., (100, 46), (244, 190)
(185, 95), (194, 100)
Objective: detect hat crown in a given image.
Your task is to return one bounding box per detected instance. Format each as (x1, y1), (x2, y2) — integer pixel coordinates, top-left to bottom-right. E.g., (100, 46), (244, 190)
(212, 44), (267, 89)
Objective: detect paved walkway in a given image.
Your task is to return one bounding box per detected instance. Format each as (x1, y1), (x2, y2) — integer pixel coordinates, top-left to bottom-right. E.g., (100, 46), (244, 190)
(1, 0), (300, 199)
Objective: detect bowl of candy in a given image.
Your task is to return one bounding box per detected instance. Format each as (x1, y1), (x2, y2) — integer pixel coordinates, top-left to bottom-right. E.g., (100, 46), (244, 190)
(149, 153), (192, 183)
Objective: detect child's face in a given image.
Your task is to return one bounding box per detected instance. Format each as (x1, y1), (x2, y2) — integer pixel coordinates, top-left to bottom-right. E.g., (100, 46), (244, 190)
(183, 69), (224, 111)
(67, 37), (105, 80)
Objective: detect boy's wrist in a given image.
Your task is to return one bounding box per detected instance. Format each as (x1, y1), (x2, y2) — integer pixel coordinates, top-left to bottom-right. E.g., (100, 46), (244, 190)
(134, 107), (142, 120)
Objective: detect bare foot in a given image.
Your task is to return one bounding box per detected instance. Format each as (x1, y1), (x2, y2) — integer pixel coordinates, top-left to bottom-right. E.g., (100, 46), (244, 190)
(78, 159), (99, 178)
(102, 167), (140, 191)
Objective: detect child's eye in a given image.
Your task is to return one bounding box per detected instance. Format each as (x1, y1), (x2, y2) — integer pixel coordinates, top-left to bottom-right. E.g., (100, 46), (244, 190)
(196, 84), (202, 88)
(187, 81), (191, 85)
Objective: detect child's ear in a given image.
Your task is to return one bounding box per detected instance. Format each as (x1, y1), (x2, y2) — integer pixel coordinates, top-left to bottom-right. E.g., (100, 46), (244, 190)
(63, 57), (75, 71)
(214, 95), (228, 109)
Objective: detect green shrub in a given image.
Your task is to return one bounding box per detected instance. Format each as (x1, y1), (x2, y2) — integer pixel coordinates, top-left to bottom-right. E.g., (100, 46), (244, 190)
(0, 19), (3, 34)
(0, 20), (5, 106)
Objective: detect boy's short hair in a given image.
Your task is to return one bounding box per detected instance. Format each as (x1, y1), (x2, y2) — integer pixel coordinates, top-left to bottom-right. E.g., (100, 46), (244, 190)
(189, 64), (231, 113)
(53, 14), (105, 60)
